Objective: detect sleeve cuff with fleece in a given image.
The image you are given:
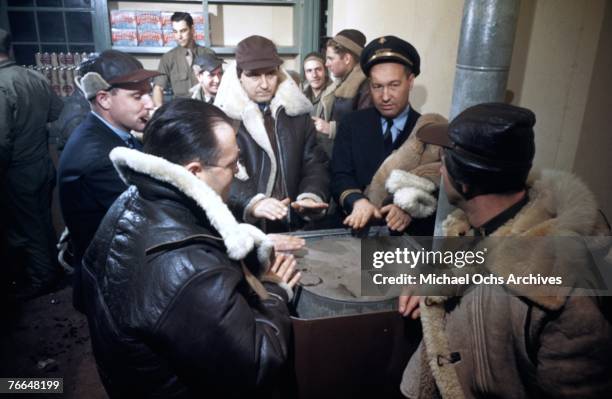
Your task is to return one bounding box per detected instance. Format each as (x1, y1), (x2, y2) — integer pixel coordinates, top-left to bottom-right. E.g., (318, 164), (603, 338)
(328, 121), (337, 140)
(243, 193), (267, 224)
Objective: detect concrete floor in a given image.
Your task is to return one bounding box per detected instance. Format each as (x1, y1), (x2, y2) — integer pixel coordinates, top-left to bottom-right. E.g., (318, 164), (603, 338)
(0, 287), (107, 399)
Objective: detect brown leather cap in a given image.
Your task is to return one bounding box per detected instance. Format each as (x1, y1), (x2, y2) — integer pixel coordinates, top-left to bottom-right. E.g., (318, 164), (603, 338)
(235, 35), (283, 71)
(88, 50), (160, 88)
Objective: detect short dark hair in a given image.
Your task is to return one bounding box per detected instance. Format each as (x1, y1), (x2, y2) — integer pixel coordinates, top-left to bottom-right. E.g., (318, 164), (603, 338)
(143, 98), (232, 166)
(171, 12), (194, 28)
(0, 29), (12, 55)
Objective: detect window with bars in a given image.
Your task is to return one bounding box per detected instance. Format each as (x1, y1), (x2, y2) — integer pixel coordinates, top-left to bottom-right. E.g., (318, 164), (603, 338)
(5, 0), (95, 65)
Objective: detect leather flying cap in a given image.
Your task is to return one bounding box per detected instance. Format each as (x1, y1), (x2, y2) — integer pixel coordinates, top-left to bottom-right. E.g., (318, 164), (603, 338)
(193, 52), (224, 72)
(89, 50), (160, 87)
(332, 29), (366, 57)
(303, 51), (325, 65)
(417, 103), (536, 172)
(361, 35), (421, 76)
(235, 35), (283, 71)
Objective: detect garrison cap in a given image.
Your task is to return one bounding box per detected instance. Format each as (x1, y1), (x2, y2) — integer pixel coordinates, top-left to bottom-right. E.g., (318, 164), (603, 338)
(193, 52), (224, 73)
(360, 35), (421, 76)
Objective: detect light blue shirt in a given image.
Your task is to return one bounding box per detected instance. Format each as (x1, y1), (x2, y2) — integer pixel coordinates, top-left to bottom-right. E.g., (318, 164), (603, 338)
(380, 105), (411, 142)
(91, 111), (133, 144)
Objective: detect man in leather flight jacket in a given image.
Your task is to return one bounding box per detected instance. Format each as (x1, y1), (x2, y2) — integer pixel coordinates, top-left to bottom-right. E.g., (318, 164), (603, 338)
(215, 35), (329, 233)
(81, 99), (300, 398)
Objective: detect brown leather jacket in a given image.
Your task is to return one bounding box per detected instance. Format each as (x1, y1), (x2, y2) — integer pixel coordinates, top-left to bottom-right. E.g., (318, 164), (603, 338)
(214, 63), (329, 232)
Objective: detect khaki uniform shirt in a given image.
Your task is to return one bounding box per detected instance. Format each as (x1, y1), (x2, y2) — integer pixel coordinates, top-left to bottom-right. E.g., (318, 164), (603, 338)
(154, 45), (214, 99)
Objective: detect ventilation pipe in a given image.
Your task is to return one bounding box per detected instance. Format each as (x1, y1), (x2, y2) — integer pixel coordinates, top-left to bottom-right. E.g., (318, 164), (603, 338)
(434, 0), (521, 236)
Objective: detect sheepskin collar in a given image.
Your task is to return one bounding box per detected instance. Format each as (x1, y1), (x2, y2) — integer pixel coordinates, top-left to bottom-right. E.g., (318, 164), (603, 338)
(214, 61), (313, 121)
(443, 169), (601, 238)
(327, 63), (367, 99)
(213, 62), (312, 197)
(109, 147), (273, 266)
(442, 169), (606, 310)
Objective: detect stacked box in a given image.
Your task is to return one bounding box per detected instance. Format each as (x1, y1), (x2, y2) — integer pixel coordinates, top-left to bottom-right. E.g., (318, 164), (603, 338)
(195, 30), (206, 46)
(138, 30), (163, 47)
(191, 12), (206, 31)
(110, 10), (137, 29)
(162, 29), (177, 47)
(136, 11), (162, 30)
(161, 11), (174, 29)
(112, 28), (138, 46)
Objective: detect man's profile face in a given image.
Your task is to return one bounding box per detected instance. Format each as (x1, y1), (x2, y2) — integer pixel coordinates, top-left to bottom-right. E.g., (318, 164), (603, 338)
(325, 47), (350, 79)
(196, 122), (239, 201)
(172, 20), (194, 48)
(369, 62), (414, 118)
(239, 67), (279, 103)
(196, 66), (223, 96)
(304, 59), (326, 90)
(105, 83), (155, 132)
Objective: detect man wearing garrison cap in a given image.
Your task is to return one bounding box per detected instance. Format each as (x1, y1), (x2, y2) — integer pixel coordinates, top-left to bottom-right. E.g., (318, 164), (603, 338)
(331, 35), (443, 235)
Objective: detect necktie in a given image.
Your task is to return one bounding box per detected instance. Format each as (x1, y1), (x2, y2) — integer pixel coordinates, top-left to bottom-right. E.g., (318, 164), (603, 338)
(383, 117), (394, 155)
(186, 49), (193, 67)
(125, 136), (142, 151)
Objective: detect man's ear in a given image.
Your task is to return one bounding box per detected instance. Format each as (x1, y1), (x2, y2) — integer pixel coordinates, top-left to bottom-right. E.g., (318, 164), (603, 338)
(184, 160), (204, 176)
(342, 53), (353, 65)
(408, 73), (415, 90)
(95, 90), (112, 110)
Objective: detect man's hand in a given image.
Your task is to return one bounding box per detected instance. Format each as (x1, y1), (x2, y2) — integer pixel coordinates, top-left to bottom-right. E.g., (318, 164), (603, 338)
(343, 198), (382, 230)
(311, 117), (332, 135)
(268, 233), (305, 252)
(380, 204), (412, 232)
(252, 197), (290, 221)
(398, 295), (421, 319)
(269, 253), (301, 288)
(291, 198), (329, 214)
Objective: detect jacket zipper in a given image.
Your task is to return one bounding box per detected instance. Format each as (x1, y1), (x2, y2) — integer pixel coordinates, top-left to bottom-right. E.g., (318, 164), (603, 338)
(274, 106), (291, 228)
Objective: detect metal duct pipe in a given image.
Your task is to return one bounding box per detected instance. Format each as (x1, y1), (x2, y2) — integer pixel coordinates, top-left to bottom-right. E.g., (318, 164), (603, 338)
(433, 0), (521, 236)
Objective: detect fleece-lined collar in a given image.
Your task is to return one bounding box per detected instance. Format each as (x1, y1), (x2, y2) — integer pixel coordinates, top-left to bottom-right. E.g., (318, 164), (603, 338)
(442, 169), (606, 310)
(213, 62), (312, 197)
(214, 61), (313, 121)
(109, 147), (273, 266)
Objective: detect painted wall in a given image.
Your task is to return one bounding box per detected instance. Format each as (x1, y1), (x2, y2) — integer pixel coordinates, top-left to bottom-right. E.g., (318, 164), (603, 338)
(572, 1), (612, 220)
(332, 0), (610, 212)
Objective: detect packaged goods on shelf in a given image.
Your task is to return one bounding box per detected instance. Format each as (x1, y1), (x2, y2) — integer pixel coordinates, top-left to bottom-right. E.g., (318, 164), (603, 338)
(136, 11), (162, 31)
(110, 10), (137, 29)
(162, 29), (177, 47)
(138, 29), (163, 47)
(195, 29), (206, 46)
(161, 11), (173, 29)
(192, 12), (205, 26)
(112, 28), (138, 46)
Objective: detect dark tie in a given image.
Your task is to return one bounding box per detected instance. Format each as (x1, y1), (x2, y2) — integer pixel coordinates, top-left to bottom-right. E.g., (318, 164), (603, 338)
(383, 117), (394, 155)
(125, 136), (142, 151)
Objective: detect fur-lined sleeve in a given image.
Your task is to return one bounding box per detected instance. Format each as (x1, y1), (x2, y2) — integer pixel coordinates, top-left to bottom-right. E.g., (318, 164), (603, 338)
(366, 113), (446, 208)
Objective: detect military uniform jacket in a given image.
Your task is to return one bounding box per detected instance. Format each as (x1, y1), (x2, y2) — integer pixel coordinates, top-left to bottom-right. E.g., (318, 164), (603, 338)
(330, 106), (421, 213)
(154, 45), (214, 98)
(0, 60), (63, 172)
